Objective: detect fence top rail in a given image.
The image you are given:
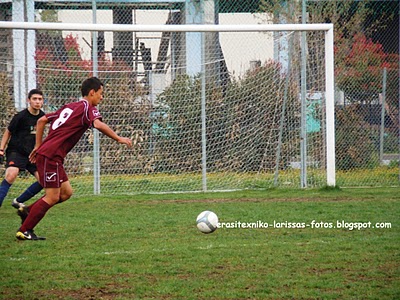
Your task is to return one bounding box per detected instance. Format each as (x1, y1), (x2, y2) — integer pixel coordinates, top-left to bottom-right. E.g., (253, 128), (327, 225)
(0, 21), (333, 32)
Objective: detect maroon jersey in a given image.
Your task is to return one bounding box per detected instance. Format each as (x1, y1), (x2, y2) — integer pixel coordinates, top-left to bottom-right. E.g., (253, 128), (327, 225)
(37, 99), (102, 162)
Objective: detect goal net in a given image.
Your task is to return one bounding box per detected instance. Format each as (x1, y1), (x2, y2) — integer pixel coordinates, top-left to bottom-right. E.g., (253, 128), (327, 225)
(0, 21), (335, 196)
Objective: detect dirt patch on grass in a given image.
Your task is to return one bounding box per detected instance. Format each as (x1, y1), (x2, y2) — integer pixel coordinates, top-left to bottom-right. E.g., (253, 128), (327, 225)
(34, 286), (125, 300)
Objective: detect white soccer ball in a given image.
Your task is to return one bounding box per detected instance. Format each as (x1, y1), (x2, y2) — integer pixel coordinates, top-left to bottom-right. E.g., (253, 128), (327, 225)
(196, 210), (219, 234)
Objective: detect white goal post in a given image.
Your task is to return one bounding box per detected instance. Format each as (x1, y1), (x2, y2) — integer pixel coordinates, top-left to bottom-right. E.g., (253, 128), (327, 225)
(0, 21), (335, 194)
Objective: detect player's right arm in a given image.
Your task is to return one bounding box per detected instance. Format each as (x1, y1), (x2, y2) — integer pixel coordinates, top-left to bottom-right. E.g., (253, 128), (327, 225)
(0, 128), (11, 151)
(29, 115), (49, 163)
(0, 113), (19, 155)
(93, 119), (132, 148)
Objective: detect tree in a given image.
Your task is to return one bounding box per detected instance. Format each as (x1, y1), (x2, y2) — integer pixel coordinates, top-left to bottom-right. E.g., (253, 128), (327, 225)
(36, 33), (91, 108)
(335, 33), (389, 102)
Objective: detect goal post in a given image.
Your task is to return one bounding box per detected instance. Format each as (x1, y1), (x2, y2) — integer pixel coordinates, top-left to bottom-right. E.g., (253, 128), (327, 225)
(0, 21), (335, 195)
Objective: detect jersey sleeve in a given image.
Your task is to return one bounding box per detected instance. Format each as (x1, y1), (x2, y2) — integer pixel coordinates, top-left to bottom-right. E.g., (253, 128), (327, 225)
(7, 113), (22, 134)
(88, 106), (102, 126)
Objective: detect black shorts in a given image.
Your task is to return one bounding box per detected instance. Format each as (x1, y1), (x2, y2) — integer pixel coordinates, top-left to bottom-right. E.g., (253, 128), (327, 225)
(5, 151), (37, 175)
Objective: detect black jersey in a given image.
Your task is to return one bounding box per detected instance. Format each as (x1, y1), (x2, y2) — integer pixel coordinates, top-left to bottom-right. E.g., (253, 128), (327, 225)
(7, 108), (45, 156)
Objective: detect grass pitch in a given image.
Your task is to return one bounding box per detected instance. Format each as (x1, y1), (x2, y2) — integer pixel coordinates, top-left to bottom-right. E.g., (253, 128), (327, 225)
(0, 187), (399, 299)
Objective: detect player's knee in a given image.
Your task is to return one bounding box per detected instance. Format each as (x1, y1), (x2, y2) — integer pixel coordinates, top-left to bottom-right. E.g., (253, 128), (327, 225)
(60, 189), (73, 201)
(5, 169), (19, 183)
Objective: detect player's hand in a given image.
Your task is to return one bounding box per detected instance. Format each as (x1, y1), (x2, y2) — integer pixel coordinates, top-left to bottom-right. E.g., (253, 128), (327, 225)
(29, 147), (38, 163)
(118, 137), (133, 148)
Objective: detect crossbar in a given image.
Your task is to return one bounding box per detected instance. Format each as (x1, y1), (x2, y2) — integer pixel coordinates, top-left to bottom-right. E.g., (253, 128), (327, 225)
(0, 21), (332, 32)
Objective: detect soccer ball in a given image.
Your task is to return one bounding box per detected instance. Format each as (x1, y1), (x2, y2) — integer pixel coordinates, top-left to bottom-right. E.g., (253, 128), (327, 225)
(196, 210), (219, 234)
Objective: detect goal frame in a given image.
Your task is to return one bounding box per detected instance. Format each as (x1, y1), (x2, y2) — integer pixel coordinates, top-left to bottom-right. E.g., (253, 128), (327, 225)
(0, 21), (336, 188)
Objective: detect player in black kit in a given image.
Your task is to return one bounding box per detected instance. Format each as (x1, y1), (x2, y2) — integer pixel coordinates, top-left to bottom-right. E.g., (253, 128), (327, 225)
(0, 89), (45, 209)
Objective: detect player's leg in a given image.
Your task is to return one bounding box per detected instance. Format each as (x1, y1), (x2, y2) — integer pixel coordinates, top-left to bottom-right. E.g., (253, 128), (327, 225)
(0, 166), (19, 207)
(16, 154), (70, 240)
(17, 181), (71, 223)
(16, 187), (58, 240)
(12, 170), (43, 209)
(59, 180), (73, 203)
(16, 185), (71, 240)
(41, 181), (73, 206)
(16, 192), (51, 240)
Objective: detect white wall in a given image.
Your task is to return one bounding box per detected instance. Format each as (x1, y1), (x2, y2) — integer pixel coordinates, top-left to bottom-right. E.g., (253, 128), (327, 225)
(219, 13), (273, 77)
(56, 10), (273, 78)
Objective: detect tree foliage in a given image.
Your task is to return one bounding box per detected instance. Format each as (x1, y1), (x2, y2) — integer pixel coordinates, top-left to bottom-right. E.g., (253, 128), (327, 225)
(259, 0), (399, 170)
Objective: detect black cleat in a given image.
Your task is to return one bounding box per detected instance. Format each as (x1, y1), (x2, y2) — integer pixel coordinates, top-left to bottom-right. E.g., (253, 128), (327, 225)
(17, 207), (29, 224)
(12, 198), (26, 209)
(16, 229), (46, 241)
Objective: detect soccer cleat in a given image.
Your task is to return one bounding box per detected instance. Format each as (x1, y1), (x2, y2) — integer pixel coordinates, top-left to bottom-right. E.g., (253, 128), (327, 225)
(11, 198), (26, 209)
(17, 206), (29, 224)
(16, 229), (46, 241)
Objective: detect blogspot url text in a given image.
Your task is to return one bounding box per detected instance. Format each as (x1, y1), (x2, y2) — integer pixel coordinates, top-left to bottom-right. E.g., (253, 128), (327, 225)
(217, 220), (392, 231)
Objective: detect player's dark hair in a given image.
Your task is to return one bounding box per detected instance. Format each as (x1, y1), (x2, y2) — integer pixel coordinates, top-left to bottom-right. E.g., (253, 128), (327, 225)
(81, 77), (104, 97)
(28, 89), (43, 99)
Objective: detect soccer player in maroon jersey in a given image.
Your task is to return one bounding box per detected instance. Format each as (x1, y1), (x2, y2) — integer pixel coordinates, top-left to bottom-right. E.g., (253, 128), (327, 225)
(16, 77), (132, 240)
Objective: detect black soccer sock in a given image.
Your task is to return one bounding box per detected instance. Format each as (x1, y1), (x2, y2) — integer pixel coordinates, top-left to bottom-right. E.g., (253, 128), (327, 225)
(16, 181), (43, 203)
(0, 179), (12, 207)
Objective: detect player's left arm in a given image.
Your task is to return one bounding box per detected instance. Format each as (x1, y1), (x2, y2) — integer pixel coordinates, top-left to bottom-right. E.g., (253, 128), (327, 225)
(93, 119), (132, 148)
(29, 115), (49, 163)
(0, 128), (11, 164)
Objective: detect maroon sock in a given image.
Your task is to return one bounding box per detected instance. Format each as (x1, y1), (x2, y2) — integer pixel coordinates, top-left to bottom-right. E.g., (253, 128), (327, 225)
(20, 197), (52, 232)
(27, 199), (41, 211)
(27, 198), (63, 210)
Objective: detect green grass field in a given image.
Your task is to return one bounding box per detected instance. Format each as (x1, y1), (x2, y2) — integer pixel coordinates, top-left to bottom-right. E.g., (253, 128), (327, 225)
(0, 187), (399, 299)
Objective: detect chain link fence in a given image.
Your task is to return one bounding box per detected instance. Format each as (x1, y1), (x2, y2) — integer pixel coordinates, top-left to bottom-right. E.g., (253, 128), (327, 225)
(0, 0), (398, 198)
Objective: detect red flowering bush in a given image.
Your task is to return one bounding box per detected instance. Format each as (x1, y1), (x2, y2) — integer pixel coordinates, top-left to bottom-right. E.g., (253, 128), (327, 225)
(335, 33), (398, 105)
(35, 33), (92, 108)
